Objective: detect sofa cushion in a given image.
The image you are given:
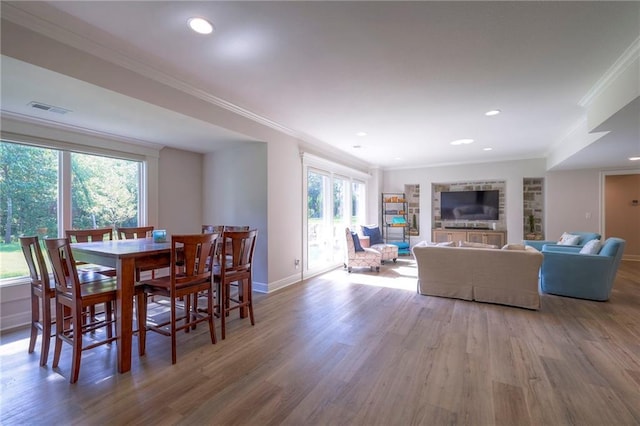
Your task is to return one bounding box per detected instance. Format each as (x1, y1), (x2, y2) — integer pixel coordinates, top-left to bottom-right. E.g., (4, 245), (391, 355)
(362, 225), (383, 245)
(579, 239), (601, 255)
(351, 232), (365, 252)
(437, 241), (456, 247)
(558, 232), (581, 245)
(502, 243), (527, 251)
(458, 241), (499, 249)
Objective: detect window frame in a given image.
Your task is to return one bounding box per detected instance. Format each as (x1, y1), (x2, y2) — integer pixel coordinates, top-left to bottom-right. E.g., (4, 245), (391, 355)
(0, 135), (154, 287)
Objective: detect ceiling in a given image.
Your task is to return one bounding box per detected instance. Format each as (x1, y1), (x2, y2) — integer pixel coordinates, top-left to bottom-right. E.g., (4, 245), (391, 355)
(1, 1), (639, 170)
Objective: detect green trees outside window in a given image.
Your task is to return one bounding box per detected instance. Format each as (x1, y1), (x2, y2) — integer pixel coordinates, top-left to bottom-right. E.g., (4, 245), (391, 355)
(0, 141), (141, 280)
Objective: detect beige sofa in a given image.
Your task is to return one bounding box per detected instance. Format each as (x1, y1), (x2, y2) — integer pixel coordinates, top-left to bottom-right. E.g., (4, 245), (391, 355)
(412, 242), (543, 309)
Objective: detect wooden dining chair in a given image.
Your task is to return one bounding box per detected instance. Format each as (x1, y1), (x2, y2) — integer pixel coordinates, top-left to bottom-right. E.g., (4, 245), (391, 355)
(44, 237), (128, 383)
(137, 233), (218, 364)
(116, 226), (157, 281)
(65, 227), (114, 243)
(215, 229), (258, 339)
(116, 226), (154, 240)
(20, 236), (115, 367)
(20, 236), (55, 367)
(65, 228), (117, 277)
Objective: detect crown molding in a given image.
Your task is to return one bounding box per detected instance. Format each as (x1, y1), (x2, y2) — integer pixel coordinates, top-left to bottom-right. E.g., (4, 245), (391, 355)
(1, 2), (300, 140)
(579, 35), (640, 107)
(301, 152), (372, 180)
(1, 110), (165, 153)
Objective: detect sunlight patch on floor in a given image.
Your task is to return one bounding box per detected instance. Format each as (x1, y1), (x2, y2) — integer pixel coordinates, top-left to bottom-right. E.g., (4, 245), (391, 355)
(326, 258), (418, 291)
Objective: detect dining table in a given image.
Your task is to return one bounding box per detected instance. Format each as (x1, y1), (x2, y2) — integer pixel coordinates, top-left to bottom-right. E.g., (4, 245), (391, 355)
(71, 237), (171, 373)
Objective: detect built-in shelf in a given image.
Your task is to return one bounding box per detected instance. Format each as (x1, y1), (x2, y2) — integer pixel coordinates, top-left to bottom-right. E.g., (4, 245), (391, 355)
(432, 229), (507, 246)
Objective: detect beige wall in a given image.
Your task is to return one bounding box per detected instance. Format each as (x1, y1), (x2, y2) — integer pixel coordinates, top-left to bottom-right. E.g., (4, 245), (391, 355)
(605, 173), (640, 257)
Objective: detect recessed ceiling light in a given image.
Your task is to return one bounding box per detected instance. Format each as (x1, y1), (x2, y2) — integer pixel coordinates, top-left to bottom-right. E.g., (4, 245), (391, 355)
(483, 147), (493, 151)
(485, 110), (501, 116)
(629, 157), (640, 161)
(352, 145), (362, 149)
(356, 131), (367, 137)
(450, 139), (474, 146)
(188, 17), (214, 35)
(394, 157), (402, 160)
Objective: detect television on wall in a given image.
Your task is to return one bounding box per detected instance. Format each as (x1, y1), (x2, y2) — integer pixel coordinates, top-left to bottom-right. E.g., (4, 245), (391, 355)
(440, 190), (499, 220)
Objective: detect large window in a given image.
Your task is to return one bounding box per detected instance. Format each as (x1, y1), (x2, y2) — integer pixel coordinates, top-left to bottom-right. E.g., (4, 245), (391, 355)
(71, 152), (140, 229)
(304, 154), (369, 275)
(0, 141), (143, 283)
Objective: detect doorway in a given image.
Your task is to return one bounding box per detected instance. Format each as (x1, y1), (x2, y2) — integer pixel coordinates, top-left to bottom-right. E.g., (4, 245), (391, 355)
(603, 171), (640, 260)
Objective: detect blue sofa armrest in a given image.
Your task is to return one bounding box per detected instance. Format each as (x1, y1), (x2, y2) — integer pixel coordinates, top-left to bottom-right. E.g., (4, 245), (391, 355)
(540, 252), (614, 301)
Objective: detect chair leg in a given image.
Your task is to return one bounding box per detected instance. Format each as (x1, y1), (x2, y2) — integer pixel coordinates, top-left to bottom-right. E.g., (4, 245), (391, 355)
(52, 302), (64, 368)
(247, 279), (255, 326)
(184, 295), (192, 334)
(220, 282), (226, 340)
(208, 289), (216, 344)
(170, 295), (177, 365)
(70, 309), (83, 384)
(237, 280), (245, 318)
(105, 302), (113, 341)
(137, 291), (147, 356)
(29, 292), (39, 354)
(89, 305), (96, 330)
(40, 295), (52, 366)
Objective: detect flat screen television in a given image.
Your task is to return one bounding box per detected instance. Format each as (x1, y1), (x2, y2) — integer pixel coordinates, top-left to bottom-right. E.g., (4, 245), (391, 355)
(440, 190), (499, 220)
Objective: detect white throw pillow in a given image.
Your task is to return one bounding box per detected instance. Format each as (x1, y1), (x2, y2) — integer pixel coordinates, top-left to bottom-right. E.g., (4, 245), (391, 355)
(558, 233), (581, 245)
(579, 239), (601, 255)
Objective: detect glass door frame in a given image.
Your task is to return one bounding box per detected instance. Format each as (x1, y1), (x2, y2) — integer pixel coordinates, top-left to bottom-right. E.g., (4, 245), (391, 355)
(302, 153), (370, 279)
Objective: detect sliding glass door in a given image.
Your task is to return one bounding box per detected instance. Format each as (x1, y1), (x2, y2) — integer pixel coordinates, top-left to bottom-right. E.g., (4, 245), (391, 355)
(307, 170), (331, 270)
(332, 176), (349, 263)
(304, 158), (368, 275)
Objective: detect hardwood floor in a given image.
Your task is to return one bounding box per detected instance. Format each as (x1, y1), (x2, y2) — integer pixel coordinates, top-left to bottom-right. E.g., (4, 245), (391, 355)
(1, 258), (639, 425)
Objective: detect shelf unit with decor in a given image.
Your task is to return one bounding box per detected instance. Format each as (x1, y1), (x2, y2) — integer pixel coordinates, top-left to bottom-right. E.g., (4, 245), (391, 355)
(381, 192), (410, 255)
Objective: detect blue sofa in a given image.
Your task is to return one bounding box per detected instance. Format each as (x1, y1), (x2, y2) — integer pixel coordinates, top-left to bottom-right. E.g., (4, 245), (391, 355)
(524, 231), (601, 252)
(540, 237), (626, 301)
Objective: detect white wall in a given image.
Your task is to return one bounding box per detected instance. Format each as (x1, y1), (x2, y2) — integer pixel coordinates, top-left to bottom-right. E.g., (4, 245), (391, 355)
(545, 169), (602, 239)
(203, 143), (268, 287)
(267, 140), (304, 291)
(157, 147), (203, 235)
(382, 159), (547, 244)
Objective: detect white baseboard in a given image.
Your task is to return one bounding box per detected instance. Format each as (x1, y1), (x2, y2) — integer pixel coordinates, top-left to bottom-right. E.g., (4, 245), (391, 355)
(255, 272), (303, 294)
(0, 311), (31, 333)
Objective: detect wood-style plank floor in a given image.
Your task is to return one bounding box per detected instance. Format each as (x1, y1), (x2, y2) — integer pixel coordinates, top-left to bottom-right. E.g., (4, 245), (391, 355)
(1, 258), (639, 425)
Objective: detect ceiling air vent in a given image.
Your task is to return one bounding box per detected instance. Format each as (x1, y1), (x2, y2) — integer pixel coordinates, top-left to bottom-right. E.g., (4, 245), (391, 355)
(28, 101), (71, 115)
